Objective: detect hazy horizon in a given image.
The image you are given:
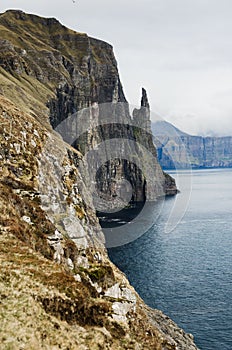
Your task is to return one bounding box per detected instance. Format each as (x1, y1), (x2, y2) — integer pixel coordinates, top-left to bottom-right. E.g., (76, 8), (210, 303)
(1, 1), (232, 137)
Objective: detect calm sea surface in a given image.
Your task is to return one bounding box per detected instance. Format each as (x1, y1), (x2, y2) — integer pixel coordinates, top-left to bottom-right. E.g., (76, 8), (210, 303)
(108, 169), (232, 350)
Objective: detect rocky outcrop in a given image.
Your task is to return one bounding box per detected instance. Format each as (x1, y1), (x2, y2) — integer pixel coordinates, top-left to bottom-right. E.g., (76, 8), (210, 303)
(0, 93), (197, 350)
(0, 9), (176, 202)
(153, 120), (232, 169)
(0, 10), (196, 350)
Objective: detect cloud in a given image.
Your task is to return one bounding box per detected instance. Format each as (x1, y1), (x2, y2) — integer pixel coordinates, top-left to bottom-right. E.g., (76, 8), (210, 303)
(1, 0), (232, 135)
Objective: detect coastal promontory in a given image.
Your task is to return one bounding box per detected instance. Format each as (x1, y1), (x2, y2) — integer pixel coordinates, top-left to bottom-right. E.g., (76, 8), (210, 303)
(0, 10), (197, 349)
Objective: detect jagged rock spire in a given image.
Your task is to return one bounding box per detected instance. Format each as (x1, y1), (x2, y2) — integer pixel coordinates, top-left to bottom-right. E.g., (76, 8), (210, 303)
(132, 88), (151, 131)
(141, 87), (150, 110)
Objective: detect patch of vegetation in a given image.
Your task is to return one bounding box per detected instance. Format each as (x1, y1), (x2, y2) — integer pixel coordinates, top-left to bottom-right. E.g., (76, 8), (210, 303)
(0, 183), (54, 259)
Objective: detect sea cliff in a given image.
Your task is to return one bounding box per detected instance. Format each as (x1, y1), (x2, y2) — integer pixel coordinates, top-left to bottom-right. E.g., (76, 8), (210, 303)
(153, 120), (232, 169)
(0, 10), (197, 349)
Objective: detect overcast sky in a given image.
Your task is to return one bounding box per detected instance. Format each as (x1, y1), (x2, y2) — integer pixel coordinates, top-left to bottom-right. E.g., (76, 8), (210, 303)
(1, 0), (232, 136)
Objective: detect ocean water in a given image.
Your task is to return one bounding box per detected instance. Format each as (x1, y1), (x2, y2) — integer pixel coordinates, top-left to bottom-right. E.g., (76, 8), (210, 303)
(108, 169), (232, 350)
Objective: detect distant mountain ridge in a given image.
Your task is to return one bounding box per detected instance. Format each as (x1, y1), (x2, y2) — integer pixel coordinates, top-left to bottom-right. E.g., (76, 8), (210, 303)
(152, 120), (188, 138)
(152, 120), (232, 169)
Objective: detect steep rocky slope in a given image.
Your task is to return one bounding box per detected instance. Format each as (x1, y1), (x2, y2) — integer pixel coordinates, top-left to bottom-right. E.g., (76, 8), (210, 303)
(0, 10), (197, 349)
(153, 120), (232, 169)
(0, 9), (176, 201)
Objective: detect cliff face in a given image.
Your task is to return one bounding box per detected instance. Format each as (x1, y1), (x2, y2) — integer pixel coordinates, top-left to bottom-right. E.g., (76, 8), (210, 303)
(0, 10), (197, 350)
(0, 10), (123, 117)
(153, 121), (232, 169)
(0, 9), (176, 203)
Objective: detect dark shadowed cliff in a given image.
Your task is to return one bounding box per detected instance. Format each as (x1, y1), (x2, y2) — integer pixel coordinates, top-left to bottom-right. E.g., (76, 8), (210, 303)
(0, 10), (198, 349)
